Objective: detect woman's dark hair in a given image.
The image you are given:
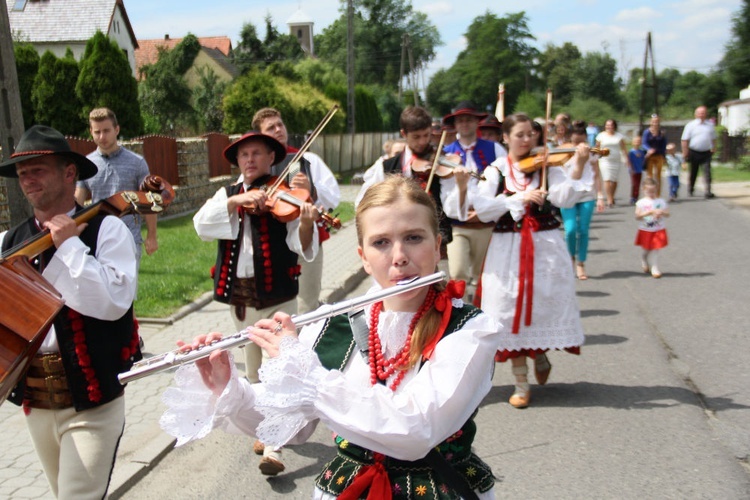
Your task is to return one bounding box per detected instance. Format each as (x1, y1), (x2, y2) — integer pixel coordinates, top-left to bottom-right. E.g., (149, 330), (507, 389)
(606, 118), (618, 131)
(502, 113), (532, 136)
(571, 120), (587, 137)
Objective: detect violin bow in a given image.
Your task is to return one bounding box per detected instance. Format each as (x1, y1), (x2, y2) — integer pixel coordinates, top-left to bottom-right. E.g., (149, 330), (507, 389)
(424, 130), (448, 193)
(268, 105), (339, 197)
(541, 89), (553, 192)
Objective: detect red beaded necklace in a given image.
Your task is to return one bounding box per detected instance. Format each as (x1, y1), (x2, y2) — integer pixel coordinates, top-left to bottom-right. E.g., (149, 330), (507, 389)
(506, 157), (533, 191)
(368, 286), (437, 391)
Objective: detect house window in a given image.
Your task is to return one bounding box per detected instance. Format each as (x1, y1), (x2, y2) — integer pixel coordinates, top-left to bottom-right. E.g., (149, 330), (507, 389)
(297, 29), (302, 39)
(12, 0), (28, 11)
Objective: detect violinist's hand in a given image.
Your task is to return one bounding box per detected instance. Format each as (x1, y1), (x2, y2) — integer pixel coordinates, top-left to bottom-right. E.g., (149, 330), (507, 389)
(298, 201), (317, 227)
(466, 210), (481, 224)
(230, 190), (267, 214)
(43, 215), (85, 248)
(176, 332), (231, 395)
(523, 188), (547, 206)
(453, 166), (471, 191)
(250, 313), (298, 358)
(289, 172), (311, 193)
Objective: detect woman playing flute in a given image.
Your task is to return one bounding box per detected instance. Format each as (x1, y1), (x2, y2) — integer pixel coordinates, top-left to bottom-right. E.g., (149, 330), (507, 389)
(161, 176), (499, 499)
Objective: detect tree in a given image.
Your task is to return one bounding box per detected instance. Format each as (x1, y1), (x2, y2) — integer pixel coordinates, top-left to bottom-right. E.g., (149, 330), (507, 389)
(315, 0), (441, 88)
(426, 12), (537, 117)
(31, 50), (85, 135)
(232, 23), (264, 74)
(138, 34), (201, 135)
(13, 42), (38, 128)
(574, 51), (624, 110)
(263, 15), (304, 63)
(721, 0), (750, 95)
(538, 42), (581, 105)
(513, 91), (545, 118)
(193, 66), (227, 133)
(76, 31), (142, 137)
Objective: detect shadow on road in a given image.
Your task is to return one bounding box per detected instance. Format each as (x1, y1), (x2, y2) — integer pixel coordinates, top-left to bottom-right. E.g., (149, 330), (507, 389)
(480, 381), (750, 412)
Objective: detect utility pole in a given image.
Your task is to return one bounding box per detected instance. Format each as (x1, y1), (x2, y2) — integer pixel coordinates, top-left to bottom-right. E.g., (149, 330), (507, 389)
(346, 0), (355, 134)
(405, 34), (418, 106)
(638, 31), (659, 134)
(398, 33), (406, 103)
(0, 0), (32, 230)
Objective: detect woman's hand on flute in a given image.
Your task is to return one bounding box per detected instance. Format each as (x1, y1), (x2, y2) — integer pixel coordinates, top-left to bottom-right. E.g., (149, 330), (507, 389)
(177, 332), (231, 395)
(250, 313), (298, 358)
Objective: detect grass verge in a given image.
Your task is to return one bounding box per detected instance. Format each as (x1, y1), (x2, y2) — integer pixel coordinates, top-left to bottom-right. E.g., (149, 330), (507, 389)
(712, 164), (750, 183)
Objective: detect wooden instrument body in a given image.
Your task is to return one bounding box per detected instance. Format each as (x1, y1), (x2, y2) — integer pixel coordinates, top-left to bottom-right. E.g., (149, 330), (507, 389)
(0, 257), (64, 404)
(0, 175), (174, 405)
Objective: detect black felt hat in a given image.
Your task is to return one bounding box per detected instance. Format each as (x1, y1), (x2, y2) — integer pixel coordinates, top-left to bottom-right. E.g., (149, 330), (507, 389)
(223, 131), (286, 167)
(0, 125), (98, 179)
(478, 115), (503, 130)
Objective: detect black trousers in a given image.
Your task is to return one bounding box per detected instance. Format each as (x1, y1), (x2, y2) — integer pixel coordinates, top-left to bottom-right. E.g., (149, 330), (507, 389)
(688, 149), (713, 195)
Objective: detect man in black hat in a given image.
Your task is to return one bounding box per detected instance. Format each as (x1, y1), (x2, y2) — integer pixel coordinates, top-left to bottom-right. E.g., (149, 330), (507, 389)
(0, 125), (140, 498)
(441, 102), (507, 297)
(193, 131), (318, 476)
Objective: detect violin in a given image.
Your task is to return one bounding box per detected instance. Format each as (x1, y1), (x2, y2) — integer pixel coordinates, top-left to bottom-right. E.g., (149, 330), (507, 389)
(411, 147), (485, 180)
(1, 175), (175, 262)
(517, 145), (610, 174)
(241, 176), (341, 230)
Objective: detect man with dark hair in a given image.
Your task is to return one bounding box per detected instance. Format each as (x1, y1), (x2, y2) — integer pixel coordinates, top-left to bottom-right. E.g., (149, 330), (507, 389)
(355, 106), (453, 246)
(0, 125), (140, 498)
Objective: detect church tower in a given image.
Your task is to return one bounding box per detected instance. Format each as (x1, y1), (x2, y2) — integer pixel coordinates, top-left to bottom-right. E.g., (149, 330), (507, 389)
(286, 9), (314, 56)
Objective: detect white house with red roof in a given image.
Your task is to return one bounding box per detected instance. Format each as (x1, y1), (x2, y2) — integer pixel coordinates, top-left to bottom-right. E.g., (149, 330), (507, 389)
(7, 0), (139, 77)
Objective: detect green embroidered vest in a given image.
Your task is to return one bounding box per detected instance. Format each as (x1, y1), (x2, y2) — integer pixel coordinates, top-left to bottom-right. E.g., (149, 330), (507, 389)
(311, 305), (495, 499)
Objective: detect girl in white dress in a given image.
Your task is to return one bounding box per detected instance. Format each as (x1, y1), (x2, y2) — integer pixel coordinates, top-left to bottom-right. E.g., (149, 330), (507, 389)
(162, 176), (499, 499)
(448, 113), (586, 409)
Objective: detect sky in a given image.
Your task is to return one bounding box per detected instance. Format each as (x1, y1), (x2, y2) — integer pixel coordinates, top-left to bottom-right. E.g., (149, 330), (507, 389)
(124, 0), (743, 90)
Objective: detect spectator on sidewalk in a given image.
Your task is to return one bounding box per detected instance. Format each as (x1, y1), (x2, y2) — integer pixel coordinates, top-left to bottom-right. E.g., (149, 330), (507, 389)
(681, 105), (717, 199)
(75, 108), (158, 269)
(642, 114), (667, 196)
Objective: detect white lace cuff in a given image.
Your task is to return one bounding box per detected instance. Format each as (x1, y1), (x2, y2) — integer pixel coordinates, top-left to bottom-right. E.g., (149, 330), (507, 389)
(255, 336), (327, 447)
(159, 353), (243, 447)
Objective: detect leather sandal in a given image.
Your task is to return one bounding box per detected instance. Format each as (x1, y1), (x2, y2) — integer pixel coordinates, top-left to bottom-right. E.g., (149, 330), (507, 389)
(253, 439), (265, 455)
(258, 456), (285, 476)
(575, 262), (588, 280)
(534, 355), (552, 385)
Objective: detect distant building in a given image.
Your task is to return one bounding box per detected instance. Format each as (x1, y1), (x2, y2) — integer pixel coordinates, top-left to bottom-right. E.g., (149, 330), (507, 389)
(718, 85), (750, 135)
(7, 0), (139, 77)
(287, 9), (314, 56)
(135, 35), (238, 86)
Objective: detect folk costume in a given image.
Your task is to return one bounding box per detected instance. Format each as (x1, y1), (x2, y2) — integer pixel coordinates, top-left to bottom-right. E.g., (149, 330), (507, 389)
(272, 147), (340, 314)
(193, 175), (318, 384)
(356, 149), (454, 244)
(161, 284), (499, 499)
(467, 156), (585, 360)
(442, 136), (507, 287)
(0, 125), (139, 499)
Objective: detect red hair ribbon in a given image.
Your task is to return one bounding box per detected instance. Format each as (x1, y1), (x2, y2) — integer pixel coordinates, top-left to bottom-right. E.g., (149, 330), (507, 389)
(422, 280), (465, 360)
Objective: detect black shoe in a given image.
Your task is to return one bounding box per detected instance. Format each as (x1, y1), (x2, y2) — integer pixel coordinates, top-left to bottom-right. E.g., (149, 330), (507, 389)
(705, 193), (715, 199)
(689, 190), (695, 197)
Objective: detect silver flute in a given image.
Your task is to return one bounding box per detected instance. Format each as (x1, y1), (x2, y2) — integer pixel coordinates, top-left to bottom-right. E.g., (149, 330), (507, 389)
(118, 271), (446, 384)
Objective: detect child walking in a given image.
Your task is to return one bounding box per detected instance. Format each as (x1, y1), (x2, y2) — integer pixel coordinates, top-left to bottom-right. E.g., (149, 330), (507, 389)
(665, 143), (681, 201)
(635, 177), (669, 278)
(628, 136), (646, 205)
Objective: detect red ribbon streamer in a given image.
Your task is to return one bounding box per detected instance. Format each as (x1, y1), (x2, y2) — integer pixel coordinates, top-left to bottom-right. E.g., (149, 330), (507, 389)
(422, 280), (465, 360)
(512, 210), (539, 334)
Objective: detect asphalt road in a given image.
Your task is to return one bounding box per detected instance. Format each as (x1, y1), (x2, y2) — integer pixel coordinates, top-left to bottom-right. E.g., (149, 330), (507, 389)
(117, 174), (750, 499)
